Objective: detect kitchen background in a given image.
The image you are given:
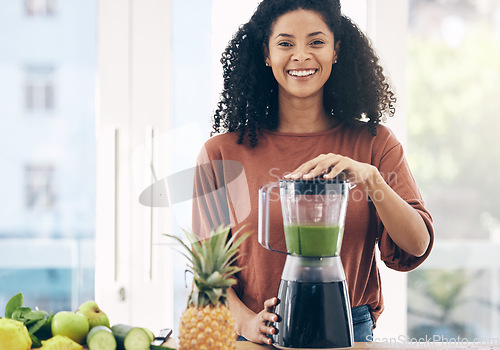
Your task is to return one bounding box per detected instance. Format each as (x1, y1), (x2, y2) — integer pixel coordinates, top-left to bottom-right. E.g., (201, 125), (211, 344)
(1, 0), (499, 341)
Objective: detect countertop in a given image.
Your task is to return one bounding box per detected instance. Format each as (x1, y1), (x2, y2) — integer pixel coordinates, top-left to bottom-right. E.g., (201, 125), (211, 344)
(163, 338), (500, 349)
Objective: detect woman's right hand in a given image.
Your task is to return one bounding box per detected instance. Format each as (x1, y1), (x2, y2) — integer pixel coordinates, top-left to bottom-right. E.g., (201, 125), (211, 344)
(239, 297), (278, 344)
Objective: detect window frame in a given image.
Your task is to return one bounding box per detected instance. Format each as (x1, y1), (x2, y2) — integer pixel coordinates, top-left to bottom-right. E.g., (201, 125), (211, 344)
(365, 0), (410, 339)
(24, 164), (56, 210)
(24, 66), (56, 113)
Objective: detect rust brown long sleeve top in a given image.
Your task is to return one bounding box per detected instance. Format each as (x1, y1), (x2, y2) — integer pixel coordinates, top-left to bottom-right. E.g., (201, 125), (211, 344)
(192, 123), (434, 324)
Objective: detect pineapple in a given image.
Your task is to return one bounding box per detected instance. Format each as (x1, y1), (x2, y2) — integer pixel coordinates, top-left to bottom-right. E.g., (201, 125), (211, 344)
(167, 226), (248, 350)
(0, 318), (32, 350)
(40, 335), (83, 350)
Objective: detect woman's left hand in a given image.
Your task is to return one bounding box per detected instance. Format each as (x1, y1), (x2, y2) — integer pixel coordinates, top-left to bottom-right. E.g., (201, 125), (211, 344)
(284, 153), (379, 189)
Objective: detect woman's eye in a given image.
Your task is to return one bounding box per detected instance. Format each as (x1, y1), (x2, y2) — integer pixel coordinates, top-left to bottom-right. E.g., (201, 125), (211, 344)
(278, 42), (292, 47)
(311, 40), (325, 46)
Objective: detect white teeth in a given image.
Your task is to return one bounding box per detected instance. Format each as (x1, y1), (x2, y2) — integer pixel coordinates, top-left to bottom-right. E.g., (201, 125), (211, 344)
(288, 69), (316, 77)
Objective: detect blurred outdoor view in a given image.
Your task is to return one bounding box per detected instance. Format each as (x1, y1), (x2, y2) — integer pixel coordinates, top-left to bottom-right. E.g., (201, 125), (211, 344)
(406, 0), (500, 339)
(0, 0), (97, 313)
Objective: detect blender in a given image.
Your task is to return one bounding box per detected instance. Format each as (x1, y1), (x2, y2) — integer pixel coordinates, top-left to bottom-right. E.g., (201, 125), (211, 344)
(258, 177), (354, 349)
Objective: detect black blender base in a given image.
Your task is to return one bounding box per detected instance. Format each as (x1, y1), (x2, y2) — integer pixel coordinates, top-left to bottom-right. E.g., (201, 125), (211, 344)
(272, 280), (353, 349)
(272, 344), (352, 350)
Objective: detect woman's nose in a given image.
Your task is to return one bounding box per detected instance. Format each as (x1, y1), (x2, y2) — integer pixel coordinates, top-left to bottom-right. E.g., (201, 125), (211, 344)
(292, 46), (311, 62)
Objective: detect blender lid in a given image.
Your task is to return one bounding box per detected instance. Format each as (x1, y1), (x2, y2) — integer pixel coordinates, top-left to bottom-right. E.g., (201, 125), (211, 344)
(280, 173), (350, 195)
(284, 170), (348, 182)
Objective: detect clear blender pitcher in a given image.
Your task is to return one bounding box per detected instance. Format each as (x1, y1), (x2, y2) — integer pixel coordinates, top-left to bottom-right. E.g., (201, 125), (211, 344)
(258, 176), (354, 348)
(259, 177), (350, 257)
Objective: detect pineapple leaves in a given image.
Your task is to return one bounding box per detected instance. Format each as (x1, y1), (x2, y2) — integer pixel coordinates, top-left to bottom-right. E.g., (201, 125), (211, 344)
(164, 232), (195, 263)
(164, 225), (249, 307)
(206, 271), (223, 285)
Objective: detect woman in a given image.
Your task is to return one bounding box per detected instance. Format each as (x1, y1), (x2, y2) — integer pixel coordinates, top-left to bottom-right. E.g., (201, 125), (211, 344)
(192, 0), (434, 344)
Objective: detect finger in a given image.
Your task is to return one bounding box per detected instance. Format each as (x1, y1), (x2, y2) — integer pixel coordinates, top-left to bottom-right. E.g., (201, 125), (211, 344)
(303, 157), (342, 179)
(320, 156), (350, 179)
(283, 166), (299, 178)
(259, 306), (278, 323)
(260, 334), (273, 345)
(262, 311), (278, 323)
(323, 165), (344, 179)
(284, 168), (305, 180)
(289, 164), (324, 179)
(264, 297), (278, 309)
(259, 323), (276, 335)
(303, 165), (330, 179)
(285, 156), (325, 179)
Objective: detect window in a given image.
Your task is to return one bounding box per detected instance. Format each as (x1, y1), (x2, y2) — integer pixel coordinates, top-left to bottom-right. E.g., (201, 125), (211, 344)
(24, 66), (55, 113)
(0, 0), (96, 315)
(25, 0), (55, 16)
(25, 164), (56, 210)
(406, 0), (500, 340)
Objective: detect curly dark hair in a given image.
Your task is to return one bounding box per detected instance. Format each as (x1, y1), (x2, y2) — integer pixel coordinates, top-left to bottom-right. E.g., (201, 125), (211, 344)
(212, 0), (396, 146)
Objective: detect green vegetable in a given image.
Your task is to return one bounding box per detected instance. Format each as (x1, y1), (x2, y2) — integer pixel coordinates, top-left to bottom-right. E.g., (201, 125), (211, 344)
(5, 292), (23, 318)
(33, 312), (54, 341)
(141, 328), (154, 343)
(111, 324), (150, 350)
(3, 292), (53, 348)
(87, 325), (117, 350)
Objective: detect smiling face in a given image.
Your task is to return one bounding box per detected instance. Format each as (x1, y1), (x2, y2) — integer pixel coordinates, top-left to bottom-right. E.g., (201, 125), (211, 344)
(264, 9), (339, 101)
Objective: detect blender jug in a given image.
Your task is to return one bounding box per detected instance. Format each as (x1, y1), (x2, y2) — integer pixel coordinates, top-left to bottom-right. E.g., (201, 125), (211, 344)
(259, 177), (350, 257)
(259, 177), (354, 348)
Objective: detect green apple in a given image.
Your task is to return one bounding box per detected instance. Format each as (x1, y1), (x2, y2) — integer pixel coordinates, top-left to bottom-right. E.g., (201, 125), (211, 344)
(76, 300), (111, 328)
(51, 311), (90, 344)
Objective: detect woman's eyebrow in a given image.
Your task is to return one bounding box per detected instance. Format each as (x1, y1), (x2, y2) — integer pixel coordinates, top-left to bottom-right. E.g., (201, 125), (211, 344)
(308, 31), (326, 37)
(275, 33), (294, 39)
(274, 31), (327, 39)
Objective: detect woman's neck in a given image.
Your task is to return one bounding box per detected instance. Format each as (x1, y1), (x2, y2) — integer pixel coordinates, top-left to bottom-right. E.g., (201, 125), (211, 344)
(276, 92), (337, 133)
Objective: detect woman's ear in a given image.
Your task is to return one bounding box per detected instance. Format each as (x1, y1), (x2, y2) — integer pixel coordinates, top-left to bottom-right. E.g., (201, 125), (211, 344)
(333, 40), (341, 63)
(262, 43), (271, 67)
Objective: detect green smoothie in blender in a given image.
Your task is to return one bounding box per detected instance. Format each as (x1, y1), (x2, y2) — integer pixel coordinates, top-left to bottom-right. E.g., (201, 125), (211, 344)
(284, 225), (343, 256)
